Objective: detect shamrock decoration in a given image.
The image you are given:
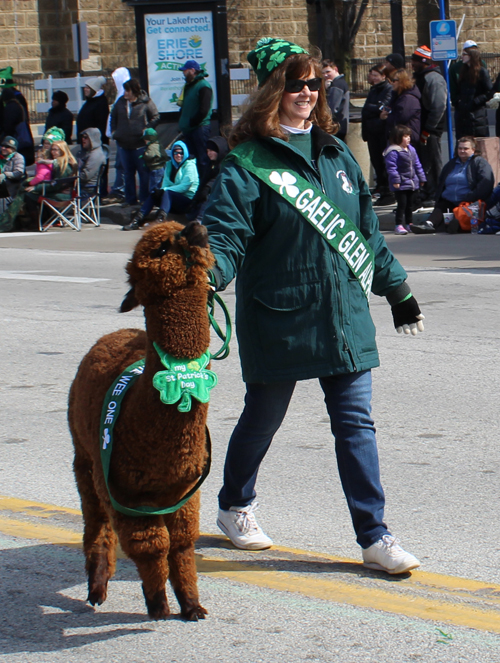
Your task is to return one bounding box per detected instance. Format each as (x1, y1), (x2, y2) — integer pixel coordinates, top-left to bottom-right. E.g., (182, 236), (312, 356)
(152, 343), (218, 413)
(269, 171), (300, 198)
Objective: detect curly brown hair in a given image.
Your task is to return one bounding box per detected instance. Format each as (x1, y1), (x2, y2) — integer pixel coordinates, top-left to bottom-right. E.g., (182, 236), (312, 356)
(229, 53), (336, 149)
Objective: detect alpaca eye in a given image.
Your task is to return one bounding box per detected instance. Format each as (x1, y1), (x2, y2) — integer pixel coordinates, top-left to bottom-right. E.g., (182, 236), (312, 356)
(152, 240), (170, 258)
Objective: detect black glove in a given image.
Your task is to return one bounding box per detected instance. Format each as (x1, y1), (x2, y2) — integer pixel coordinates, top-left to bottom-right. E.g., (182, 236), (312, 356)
(391, 295), (425, 335)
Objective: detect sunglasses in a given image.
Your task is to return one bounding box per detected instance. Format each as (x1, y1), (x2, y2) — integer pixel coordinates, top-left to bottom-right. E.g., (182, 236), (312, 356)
(284, 77), (323, 93)
(172, 150), (183, 155)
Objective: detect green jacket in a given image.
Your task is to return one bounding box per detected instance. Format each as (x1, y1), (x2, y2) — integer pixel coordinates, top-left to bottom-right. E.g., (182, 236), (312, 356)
(178, 72), (213, 134)
(203, 127), (408, 383)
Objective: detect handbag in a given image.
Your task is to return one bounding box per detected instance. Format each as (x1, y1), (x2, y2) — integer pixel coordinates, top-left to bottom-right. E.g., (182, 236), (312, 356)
(452, 201), (486, 232)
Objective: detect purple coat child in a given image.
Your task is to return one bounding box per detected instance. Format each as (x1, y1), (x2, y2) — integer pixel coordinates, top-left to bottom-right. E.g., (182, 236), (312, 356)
(383, 144), (426, 192)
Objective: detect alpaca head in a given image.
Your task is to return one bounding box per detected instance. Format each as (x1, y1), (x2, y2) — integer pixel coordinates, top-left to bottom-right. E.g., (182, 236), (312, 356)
(120, 221), (214, 313)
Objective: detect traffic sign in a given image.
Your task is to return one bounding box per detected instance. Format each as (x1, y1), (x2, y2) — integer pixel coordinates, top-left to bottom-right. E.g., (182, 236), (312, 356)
(430, 19), (457, 60)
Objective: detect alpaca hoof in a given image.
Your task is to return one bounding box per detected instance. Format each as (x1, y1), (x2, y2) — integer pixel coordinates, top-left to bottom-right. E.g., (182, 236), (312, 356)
(144, 587), (170, 620)
(182, 603), (208, 621)
(87, 586), (107, 606)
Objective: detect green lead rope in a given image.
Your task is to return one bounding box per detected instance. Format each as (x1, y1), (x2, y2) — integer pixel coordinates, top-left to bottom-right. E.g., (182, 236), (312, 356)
(208, 291), (232, 360)
(100, 358), (212, 517)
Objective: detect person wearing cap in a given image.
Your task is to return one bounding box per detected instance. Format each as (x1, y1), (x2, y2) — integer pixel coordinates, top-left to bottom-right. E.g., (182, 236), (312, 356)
(321, 59), (350, 141)
(1, 87), (34, 166)
(411, 45), (447, 204)
(454, 43), (492, 139)
(0, 66), (30, 147)
(76, 76), (109, 147)
(0, 136), (26, 232)
(203, 37), (424, 575)
(178, 60), (213, 178)
(384, 53), (405, 76)
(44, 91), (74, 144)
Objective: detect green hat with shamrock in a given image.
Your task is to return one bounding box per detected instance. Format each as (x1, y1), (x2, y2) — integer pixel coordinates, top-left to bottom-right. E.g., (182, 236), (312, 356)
(247, 38), (308, 87)
(43, 126), (66, 143)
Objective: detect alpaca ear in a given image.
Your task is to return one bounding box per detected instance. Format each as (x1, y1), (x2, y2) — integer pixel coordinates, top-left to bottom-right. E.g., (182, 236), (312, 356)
(120, 287), (139, 312)
(180, 221), (209, 248)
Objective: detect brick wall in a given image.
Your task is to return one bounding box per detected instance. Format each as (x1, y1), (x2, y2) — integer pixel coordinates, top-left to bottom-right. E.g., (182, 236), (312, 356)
(0, 0), (136, 76)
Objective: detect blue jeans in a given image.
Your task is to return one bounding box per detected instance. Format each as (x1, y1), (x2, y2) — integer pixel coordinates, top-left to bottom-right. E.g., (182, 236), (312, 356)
(182, 125), (210, 179)
(218, 371), (389, 549)
(121, 146), (149, 204)
(140, 188), (192, 217)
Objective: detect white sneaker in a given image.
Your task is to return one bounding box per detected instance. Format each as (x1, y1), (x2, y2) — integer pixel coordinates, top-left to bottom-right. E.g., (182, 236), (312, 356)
(217, 502), (273, 550)
(362, 534), (420, 574)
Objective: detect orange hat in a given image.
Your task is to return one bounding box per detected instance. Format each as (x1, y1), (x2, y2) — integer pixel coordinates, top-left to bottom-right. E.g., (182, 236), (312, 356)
(412, 45), (432, 62)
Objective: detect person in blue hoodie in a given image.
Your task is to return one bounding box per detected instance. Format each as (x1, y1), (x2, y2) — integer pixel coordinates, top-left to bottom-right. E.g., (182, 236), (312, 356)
(122, 140), (198, 230)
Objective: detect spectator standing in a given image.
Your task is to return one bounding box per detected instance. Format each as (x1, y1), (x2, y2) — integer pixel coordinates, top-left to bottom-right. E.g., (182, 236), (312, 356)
(110, 78), (160, 206)
(361, 64), (393, 205)
(383, 124), (426, 234)
(44, 91), (74, 144)
(411, 46), (447, 204)
(76, 77), (109, 145)
(321, 59), (349, 141)
(382, 69), (421, 146)
(411, 135), (494, 234)
(105, 67), (130, 203)
(178, 60), (213, 178)
(383, 53), (405, 77)
(0, 87), (34, 166)
(449, 40), (480, 107)
(0, 67), (30, 140)
(454, 45), (492, 139)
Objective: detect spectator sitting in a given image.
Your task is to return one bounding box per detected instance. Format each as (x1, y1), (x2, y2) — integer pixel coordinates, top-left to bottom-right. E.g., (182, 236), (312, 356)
(0, 142), (51, 233)
(411, 135), (494, 234)
(76, 127), (106, 195)
(0, 135), (27, 232)
(122, 140), (198, 231)
(185, 135), (229, 222)
(29, 144), (53, 186)
(0, 135), (25, 197)
(24, 140), (78, 228)
(44, 91), (74, 144)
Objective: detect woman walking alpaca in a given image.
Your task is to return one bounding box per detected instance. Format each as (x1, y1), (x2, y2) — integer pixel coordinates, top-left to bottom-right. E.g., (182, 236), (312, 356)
(384, 125), (426, 234)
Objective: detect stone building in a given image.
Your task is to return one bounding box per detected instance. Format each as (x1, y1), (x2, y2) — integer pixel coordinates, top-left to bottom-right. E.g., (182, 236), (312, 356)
(1, 0), (499, 77)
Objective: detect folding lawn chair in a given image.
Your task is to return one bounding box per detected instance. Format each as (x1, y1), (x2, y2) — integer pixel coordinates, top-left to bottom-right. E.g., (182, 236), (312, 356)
(38, 177), (80, 232)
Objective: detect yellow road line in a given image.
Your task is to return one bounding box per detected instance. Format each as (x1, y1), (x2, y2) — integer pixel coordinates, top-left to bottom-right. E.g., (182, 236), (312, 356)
(1, 495), (500, 633)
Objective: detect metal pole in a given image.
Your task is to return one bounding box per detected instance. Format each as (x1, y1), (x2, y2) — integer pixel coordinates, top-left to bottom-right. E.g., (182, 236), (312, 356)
(438, 0), (454, 159)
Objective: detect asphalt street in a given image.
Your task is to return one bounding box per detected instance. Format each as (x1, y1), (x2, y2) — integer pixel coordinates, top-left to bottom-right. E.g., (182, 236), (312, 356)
(1, 222), (500, 661)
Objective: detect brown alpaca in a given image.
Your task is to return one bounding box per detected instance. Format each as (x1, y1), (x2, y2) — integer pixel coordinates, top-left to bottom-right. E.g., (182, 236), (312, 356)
(68, 221), (214, 620)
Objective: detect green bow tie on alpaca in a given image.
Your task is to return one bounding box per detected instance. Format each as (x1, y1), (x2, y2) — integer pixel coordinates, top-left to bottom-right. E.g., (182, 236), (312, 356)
(152, 342), (218, 412)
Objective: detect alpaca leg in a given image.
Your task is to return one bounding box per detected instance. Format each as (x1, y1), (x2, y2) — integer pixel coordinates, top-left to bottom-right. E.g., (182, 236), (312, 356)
(73, 450), (117, 606)
(165, 498), (207, 621)
(168, 543), (207, 621)
(114, 516), (171, 620)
